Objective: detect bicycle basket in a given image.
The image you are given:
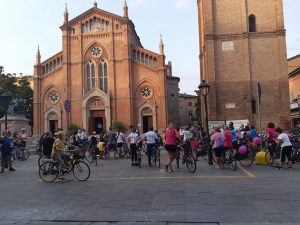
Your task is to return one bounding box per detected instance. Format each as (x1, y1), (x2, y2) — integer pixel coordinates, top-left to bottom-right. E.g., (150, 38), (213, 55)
(73, 149), (85, 159)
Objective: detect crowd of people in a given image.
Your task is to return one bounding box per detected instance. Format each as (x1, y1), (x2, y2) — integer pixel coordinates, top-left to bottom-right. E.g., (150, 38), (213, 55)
(0, 121), (297, 176)
(0, 128), (27, 173)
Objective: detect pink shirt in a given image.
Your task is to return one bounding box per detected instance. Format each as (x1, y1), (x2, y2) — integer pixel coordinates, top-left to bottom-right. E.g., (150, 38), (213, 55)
(211, 132), (224, 149)
(224, 130), (233, 148)
(165, 128), (177, 145)
(266, 128), (276, 140)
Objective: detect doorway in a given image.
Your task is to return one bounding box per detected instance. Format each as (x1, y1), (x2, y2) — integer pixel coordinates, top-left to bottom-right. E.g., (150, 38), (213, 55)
(143, 115), (153, 133)
(89, 110), (105, 134)
(49, 120), (58, 134)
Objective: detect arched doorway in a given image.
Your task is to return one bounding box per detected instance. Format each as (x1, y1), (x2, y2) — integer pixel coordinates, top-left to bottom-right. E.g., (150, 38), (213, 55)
(89, 98), (106, 134)
(138, 102), (157, 133)
(44, 108), (62, 134)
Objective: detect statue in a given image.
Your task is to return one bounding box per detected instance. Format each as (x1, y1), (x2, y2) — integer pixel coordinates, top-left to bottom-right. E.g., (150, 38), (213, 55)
(7, 98), (26, 116)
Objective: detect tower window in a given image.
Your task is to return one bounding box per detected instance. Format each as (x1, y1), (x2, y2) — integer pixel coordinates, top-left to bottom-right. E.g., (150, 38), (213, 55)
(249, 14), (256, 32)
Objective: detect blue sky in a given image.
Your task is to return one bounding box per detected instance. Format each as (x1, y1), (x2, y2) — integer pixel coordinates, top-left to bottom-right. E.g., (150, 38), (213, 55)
(0, 0), (299, 94)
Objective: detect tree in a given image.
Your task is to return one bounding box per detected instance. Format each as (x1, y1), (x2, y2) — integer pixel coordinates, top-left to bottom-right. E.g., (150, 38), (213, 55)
(0, 66), (17, 118)
(16, 76), (33, 126)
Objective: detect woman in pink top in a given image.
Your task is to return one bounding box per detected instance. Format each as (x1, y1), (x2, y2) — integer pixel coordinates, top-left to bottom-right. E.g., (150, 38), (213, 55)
(224, 126), (233, 149)
(266, 122), (277, 151)
(211, 127), (225, 168)
(164, 122), (177, 173)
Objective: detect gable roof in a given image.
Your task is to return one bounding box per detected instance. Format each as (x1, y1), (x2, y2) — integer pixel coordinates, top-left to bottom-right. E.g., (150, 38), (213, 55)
(60, 6), (127, 29)
(288, 67), (300, 78)
(288, 54), (300, 61)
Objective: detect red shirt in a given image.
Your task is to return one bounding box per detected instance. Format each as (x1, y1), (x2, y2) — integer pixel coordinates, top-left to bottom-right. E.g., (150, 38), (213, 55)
(224, 130), (233, 148)
(165, 127), (177, 145)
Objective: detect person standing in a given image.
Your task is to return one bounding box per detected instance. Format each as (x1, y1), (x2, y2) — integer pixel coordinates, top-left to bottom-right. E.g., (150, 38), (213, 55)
(144, 127), (158, 167)
(165, 123), (177, 173)
(106, 127), (118, 159)
(1, 131), (15, 173)
(275, 127), (293, 170)
(127, 128), (139, 166)
(117, 130), (125, 156)
(266, 122), (277, 151)
(211, 127), (225, 168)
(42, 131), (55, 159)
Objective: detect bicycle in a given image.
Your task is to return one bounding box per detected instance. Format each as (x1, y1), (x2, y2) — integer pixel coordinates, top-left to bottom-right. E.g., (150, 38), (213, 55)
(177, 140), (197, 173)
(196, 140), (209, 161)
(84, 144), (99, 166)
(213, 148), (237, 170)
(116, 142), (130, 158)
(12, 144), (30, 161)
(35, 141), (43, 157)
(38, 148), (90, 182)
(151, 144), (160, 168)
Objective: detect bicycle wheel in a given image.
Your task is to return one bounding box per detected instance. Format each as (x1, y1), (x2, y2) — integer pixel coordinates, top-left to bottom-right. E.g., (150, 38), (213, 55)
(265, 151), (274, 166)
(85, 150), (95, 163)
(185, 153), (196, 173)
(72, 160), (90, 181)
(229, 159), (237, 171)
(38, 155), (47, 168)
(39, 161), (59, 182)
(16, 149), (29, 161)
(155, 149), (161, 168)
(116, 147), (125, 158)
(238, 151), (254, 167)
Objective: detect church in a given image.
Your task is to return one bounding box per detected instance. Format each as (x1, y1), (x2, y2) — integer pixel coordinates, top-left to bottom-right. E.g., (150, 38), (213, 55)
(33, 1), (180, 135)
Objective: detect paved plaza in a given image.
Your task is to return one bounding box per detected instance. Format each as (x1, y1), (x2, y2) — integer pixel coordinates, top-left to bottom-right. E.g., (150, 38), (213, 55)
(0, 151), (300, 225)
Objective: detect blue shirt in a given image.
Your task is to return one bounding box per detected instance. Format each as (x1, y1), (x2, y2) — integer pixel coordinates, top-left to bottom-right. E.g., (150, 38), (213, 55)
(250, 129), (257, 138)
(1, 137), (13, 156)
(231, 130), (237, 142)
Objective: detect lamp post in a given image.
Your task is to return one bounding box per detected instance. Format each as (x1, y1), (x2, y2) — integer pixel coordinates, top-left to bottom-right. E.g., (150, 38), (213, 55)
(293, 95), (300, 127)
(198, 80), (213, 165)
(0, 91), (12, 130)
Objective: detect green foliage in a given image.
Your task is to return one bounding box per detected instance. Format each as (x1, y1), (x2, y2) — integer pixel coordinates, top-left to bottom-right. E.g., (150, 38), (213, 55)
(16, 76), (33, 126)
(290, 127), (300, 137)
(67, 124), (79, 137)
(113, 121), (126, 132)
(0, 66), (17, 118)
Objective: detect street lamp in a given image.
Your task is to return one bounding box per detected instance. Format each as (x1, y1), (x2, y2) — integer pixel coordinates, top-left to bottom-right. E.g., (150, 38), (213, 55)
(0, 91), (12, 130)
(293, 95), (300, 127)
(198, 80), (213, 165)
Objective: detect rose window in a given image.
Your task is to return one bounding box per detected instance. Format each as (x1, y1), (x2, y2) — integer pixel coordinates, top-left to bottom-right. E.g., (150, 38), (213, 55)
(141, 87), (152, 98)
(49, 92), (59, 103)
(91, 47), (101, 57)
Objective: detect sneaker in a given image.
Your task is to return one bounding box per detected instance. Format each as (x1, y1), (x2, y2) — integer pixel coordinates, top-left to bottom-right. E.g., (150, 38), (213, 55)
(288, 167), (293, 171)
(9, 168), (16, 172)
(167, 169), (173, 173)
(58, 176), (64, 180)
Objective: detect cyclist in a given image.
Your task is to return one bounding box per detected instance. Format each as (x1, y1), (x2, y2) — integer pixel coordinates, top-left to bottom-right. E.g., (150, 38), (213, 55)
(90, 131), (99, 158)
(117, 129), (125, 156)
(144, 126), (158, 167)
(18, 128), (27, 148)
(224, 126), (233, 157)
(165, 122), (177, 173)
(275, 127), (293, 170)
(127, 127), (139, 166)
(51, 131), (68, 180)
(266, 122), (277, 151)
(106, 127), (118, 159)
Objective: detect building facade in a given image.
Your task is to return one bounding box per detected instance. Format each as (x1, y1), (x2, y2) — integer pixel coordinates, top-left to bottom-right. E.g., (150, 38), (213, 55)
(33, 2), (179, 135)
(197, 0), (290, 129)
(178, 93), (198, 126)
(288, 55), (300, 127)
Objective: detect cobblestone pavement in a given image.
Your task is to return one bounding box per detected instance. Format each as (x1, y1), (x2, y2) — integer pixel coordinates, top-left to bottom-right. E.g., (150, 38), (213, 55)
(0, 151), (300, 225)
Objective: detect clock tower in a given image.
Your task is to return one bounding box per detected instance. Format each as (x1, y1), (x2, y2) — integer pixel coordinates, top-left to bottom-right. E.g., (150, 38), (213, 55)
(197, 0), (290, 128)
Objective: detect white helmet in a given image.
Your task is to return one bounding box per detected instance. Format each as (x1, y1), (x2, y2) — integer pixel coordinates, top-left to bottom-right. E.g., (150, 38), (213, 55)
(21, 128), (26, 131)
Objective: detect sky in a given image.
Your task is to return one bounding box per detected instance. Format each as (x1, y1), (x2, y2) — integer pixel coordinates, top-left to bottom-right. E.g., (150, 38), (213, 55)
(0, 0), (299, 94)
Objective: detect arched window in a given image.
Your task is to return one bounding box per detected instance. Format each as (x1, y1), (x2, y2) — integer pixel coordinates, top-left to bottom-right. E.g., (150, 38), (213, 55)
(137, 51), (141, 62)
(141, 53), (145, 63)
(87, 60), (95, 91)
(105, 21), (109, 31)
(49, 62), (53, 72)
(149, 57), (153, 67)
(53, 60), (56, 69)
(98, 60), (108, 93)
(45, 64), (49, 73)
(133, 50), (137, 61)
(85, 21), (89, 31)
(145, 55), (149, 65)
(249, 14), (256, 32)
(57, 58), (60, 66)
(89, 19), (93, 30)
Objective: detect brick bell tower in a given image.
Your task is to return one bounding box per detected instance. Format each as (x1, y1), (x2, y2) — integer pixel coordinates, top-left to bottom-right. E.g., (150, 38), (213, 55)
(197, 0), (290, 129)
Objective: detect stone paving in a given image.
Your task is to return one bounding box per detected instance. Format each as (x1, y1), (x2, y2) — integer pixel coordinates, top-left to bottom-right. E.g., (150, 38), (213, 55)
(0, 151), (300, 225)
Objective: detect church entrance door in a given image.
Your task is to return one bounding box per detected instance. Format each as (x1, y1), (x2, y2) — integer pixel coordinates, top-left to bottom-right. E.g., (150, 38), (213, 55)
(49, 120), (58, 134)
(142, 115), (153, 133)
(89, 110), (105, 134)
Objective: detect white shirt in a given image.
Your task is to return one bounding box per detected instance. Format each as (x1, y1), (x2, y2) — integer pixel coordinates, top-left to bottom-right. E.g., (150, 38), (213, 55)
(278, 133), (292, 148)
(144, 131), (158, 144)
(182, 130), (190, 142)
(117, 132), (125, 143)
(127, 132), (139, 144)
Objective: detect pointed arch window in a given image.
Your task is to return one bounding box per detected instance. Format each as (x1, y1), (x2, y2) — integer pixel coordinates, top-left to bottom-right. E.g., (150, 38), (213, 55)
(98, 60), (108, 93)
(249, 14), (256, 32)
(87, 60), (95, 91)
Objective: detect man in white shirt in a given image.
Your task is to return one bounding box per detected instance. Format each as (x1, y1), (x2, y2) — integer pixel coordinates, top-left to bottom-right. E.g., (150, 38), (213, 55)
(144, 127), (158, 167)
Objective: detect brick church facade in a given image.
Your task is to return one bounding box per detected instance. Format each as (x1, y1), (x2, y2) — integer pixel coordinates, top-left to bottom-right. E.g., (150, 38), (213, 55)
(197, 0), (291, 129)
(33, 1), (180, 135)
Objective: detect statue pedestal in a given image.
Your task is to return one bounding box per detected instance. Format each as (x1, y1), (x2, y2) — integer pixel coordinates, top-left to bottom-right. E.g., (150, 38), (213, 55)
(0, 115), (30, 135)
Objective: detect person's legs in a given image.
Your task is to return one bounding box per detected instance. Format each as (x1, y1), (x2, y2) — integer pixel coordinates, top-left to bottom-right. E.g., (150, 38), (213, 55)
(147, 144), (154, 166)
(285, 146), (293, 170)
(7, 155), (15, 171)
(56, 154), (64, 178)
(130, 144), (135, 165)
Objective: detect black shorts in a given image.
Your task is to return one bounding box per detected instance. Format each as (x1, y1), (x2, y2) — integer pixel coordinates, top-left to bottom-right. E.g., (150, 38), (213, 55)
(232, 141), (238, 150)
(281, 146), (293, 162)
(165, 144), (177, 153)
(213, 147), (224, 158)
